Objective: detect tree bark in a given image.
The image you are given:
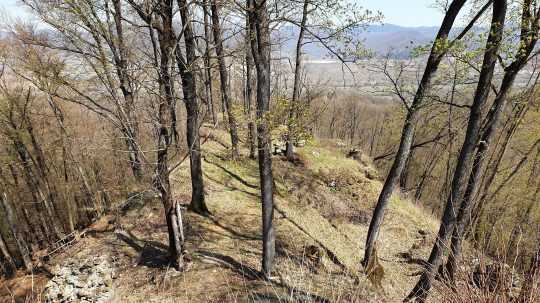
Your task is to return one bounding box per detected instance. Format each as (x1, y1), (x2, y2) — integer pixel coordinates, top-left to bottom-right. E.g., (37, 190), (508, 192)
(245, 14), (257, 160)
(0, 232), (16, 276)
(443, 2), (539, 279)
(0, 193), (32, 271)
(406, 2), (506, 301)
(363, 0), (468, 268)
(249, 0), (276, 278)
(110, 0), (144, 181)
(472, 99), (531, 242)
(202, 0), (217, 126)
(444, 73), (521, 282)
(177, 0), (210, 216)
(128, 0), (185, 268)
(210, 0), (240, 159)
(285, 0), (309, 161)
(9, 135), (62, 242)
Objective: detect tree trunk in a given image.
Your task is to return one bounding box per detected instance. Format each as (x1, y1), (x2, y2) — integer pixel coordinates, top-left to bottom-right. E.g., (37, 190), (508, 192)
(0, 193), (32, 271)
(178, 0), (209, 216)
(249, 0), (276, 278)
(22, 114), (66, 238)
(444, 69), (525, 282)
(285, 0), (309, 161)
(202, 0), (217, 126)
(245, 15), (257, 160)
(363, 0), (468, 268)
(0, 232), (16, 276)
(472, 103), (530, 242)
(134, 0), (186, 268)
(210, 0), (240, 159)
(111, 0), (144, 181)
(406, 2), (506, 301)
(463, 0), (539, 254)
(10, 137), (61, 242)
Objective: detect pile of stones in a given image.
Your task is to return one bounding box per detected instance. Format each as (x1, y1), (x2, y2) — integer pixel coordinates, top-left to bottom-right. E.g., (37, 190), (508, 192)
(44, 256), (115, 302)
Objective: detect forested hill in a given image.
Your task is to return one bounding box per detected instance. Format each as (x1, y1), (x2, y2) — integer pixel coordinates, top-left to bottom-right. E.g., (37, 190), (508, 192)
(0, 129), (440, 302)
(1, 0), (539, 302)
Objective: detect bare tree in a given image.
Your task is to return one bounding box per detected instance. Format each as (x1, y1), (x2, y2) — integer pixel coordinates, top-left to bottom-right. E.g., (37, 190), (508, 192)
(20, 0), (145, 182)
(202, 0), (217, 125)
(248, 0), (275, 278)
(210, 0), (240, 159)
(177, 0), (210, 215)
(0, 193), (32, 271)
(442, 0), (540, 282)
(363, 0), (478, 268)
(285, 0), (309, 160)
(245, 13), (257, 159)
(127, 0), (185, 268)
(406, 1), (507, 300)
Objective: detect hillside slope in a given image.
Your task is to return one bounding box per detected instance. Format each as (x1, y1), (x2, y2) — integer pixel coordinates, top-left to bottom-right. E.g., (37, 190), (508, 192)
(0, 127), (440, 302)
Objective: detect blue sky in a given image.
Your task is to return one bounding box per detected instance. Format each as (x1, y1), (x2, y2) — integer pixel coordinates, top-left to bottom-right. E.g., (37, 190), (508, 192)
(361, 0), (444, 27)
(1, 0), (445, 27)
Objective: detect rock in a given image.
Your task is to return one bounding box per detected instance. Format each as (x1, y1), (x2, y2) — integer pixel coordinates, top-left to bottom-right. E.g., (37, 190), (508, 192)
(44, 256), (114, 303)
(272, 139), (287, 155)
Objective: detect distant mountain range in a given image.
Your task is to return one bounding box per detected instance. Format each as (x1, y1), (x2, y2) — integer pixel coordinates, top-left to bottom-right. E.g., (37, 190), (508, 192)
(0, 22), (447, 60)
(278, 23), (441, 60)
(359, 24), (440, 58)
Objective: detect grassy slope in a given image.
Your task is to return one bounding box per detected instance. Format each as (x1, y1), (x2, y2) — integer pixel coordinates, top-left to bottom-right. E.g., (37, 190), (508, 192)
(1, 127), (441, 302)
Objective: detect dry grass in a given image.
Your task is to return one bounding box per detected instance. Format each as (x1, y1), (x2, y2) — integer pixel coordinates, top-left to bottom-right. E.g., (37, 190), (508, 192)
(2, 126), (459, 302)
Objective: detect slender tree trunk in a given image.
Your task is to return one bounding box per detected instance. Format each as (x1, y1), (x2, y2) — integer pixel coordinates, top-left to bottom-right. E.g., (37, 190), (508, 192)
(178, 0), (210, 215)
(202, 0), (217, 126)
(444, 68), (526, 282)
(406, 2), (506, 301)
(0, 156), (40, 244)
(472, 104), (529, 241)
(10, 137), (61, 242)
(472, 3), (539, 243)
(111, 0), (144, 181)
(131, 0), (186, 268)
(210, 0), (240, 159)
(362, 0), (468, 267)
(121, 126), (143, 181)
(0, 232), (16, 276)
(245, 15), (257, 160)
(285, 0), (309, 160)
(249, 0), (276, 278)
(0, 193), (32, 271)
(20, 110), (66, 238)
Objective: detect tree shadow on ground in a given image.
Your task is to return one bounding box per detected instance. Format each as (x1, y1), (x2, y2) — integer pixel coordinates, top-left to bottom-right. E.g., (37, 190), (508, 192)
(207, 215), (261, 241)
(195, 250), (331, 303)
(249, 291), (330, 303)
(203, 172), (260, 199)
(205, 157), (259, 189)
(115, 229), (170, 268)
